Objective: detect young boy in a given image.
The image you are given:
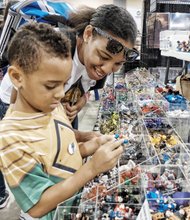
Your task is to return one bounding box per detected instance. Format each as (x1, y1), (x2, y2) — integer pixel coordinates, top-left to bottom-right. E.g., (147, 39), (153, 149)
(0, 23), (123, 220)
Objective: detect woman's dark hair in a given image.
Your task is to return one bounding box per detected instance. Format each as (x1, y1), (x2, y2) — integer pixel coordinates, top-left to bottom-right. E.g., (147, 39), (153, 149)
(8, 22), (71, 74)
(69, 4), (137, 45)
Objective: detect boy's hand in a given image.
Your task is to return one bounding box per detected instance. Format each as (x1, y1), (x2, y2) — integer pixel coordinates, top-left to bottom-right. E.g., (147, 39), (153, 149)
(74, 130), (101, 143)
(89, 136), (124, 175)
(79, 134), (114, 157)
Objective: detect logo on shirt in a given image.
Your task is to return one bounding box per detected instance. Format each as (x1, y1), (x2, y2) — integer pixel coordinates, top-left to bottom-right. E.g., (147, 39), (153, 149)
(68, 142), (76, 155)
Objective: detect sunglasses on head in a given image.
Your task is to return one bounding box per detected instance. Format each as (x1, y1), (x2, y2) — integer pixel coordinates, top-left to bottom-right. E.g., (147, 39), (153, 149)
(93, 27), (139, 62)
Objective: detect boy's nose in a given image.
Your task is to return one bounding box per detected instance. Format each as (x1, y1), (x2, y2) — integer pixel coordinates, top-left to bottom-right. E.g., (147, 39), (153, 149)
(54, 87), (65, 100)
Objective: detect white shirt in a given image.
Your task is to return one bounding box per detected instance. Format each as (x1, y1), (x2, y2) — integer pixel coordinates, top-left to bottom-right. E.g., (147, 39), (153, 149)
(0, 72), (13, 104)
(64, 47), (96, 93)
(0, 48), (96, 104)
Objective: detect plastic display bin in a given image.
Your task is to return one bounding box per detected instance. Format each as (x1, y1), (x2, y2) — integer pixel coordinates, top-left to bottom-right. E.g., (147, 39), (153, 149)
(142, 165), (190, 220)
(54, 167), (143, 220)
(168, 114), (190, 143)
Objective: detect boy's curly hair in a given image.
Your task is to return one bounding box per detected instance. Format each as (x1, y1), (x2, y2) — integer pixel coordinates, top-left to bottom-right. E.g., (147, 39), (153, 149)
(8, 22), (71, 74)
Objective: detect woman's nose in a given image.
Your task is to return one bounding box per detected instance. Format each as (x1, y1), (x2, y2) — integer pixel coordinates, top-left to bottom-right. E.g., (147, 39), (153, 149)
(100, 62), (114, 75)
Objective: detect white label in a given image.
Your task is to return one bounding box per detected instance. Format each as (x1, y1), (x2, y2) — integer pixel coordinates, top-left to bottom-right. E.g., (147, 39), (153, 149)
(136, 199), (152, 220)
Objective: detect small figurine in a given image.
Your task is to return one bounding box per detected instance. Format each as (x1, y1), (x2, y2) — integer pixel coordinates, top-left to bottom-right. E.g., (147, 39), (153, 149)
(176, 40), (182, 51)
(152, 212), (165, 220)
(165, 210), (181, 220)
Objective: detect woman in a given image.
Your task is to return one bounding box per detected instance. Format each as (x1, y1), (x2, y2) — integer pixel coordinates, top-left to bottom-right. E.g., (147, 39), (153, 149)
(59, 4), (139, 128)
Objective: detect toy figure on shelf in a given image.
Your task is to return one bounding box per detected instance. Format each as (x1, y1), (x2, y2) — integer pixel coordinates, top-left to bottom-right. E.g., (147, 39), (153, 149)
(107, 88), (115, 101)
(155, 85), (164, 93)
(101, 213), (109, 220)
(141, 103), (160, 115)
(124, 206), (134, 219)
(181, 41), (187, 52)
(100, 112), (120, 134)
(165, 210), (181, 220)
(152, 212), (165, 220)
(147, 189), (177, 213)
(176, 40), (190, 53)
(176, 40), (181, 51)
(183, 206), (190, 219)
(108, 204), (135, 220)
(115, 78), (127, 90)
(187, 35), (190, 52)
(120, 166), (141, 185)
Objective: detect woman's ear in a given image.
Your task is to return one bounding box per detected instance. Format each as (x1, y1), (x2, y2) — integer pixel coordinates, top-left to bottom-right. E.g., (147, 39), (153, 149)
(83, 25), (93, 43)
(8, 65), (23, 89)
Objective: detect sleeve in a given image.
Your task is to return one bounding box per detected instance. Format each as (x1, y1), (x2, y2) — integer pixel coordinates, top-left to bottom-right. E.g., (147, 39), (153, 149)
(0, 140), (55, 212)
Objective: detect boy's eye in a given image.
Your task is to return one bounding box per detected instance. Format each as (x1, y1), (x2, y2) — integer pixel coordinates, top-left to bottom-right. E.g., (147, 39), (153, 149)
(45, 85), (56, 90)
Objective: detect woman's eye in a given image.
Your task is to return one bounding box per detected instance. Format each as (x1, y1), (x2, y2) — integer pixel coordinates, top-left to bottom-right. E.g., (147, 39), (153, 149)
(99, 55), (109, 61)
(115, 61), (125, 66)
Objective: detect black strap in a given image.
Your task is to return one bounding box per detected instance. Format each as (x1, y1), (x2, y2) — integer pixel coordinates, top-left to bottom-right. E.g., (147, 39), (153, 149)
(89, 75), (107, 90)
(179, 75), (184, 96)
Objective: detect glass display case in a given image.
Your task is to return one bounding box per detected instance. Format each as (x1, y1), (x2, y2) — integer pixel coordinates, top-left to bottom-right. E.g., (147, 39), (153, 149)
(54, 68), (190, 220)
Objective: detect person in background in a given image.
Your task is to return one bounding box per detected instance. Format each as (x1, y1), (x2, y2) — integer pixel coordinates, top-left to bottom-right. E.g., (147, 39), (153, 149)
(0, 22), (124, 220)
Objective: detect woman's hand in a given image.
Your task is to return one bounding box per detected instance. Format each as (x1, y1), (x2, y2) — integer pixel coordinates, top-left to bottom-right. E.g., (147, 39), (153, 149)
(64, 103), (78, 122)
(63, 95), (87, 122)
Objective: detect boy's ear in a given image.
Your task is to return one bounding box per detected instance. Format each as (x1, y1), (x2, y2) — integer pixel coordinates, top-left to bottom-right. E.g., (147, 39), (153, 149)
(8, 65), (23, 89)
(83, 25), (93, 42)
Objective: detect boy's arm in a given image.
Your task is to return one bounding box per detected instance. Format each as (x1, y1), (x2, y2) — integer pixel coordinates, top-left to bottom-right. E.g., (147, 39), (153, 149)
(28, 137), (123, 218)
(74, 129), (101, 142)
